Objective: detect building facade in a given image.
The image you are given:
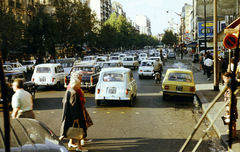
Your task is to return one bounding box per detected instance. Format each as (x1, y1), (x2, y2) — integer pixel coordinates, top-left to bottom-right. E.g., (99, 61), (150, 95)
(111, 1), (125, 18)
(135, 15), (151, 35)
(90, 0), (111, 23)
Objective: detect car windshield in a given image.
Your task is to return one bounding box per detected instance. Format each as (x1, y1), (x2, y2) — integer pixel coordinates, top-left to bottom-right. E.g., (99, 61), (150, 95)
(123, 58), (133, 61)
(97, 58), (105, 62)
(140, 54), (146, 57)
(6, 64), (16, 68)
(36, 67), (51, 73)
(72, 67), (93, 73)
(103, 73), (124, 82)
(103, 63), (117, 68)
(149, 58), (158, 60)
(168, 73), (192, 82)
(141, 62), (153, 66)
(22, 62), (33, 65)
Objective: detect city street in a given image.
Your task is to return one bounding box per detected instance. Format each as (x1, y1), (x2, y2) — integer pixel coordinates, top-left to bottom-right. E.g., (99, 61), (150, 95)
(1, 56), (210, 152)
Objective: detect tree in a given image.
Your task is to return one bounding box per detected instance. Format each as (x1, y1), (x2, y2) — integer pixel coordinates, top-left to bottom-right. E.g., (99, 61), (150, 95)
(24, 6), (57, 56)
(0, 7), (24, 60)
(161, 30), (177, 46)
(100, 24), (118, 52)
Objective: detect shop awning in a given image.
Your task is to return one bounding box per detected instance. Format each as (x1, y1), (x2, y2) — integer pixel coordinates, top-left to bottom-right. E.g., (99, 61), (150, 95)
(187, 42), (197, 47)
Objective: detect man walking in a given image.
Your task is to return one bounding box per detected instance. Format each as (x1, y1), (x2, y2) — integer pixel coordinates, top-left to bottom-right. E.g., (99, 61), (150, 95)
(204, 55), (213, 81)
(218, 56), (227, 85)
(11, 79), (35, 119)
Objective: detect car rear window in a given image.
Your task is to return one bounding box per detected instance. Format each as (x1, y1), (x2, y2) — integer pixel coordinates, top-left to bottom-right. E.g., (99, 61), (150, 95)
(123, 58), (133, 61)
(103, 73), (124, 82)
(36, 67), (51, 73)
(72, 67), (93, 73)
(141, 62), (153, 66)
(111, 57), (118, 60)
(103, 63), (117, 68)
(168, 73), (192, 82)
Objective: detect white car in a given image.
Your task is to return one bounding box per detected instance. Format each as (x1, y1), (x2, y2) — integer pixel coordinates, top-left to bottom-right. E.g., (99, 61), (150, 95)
(138, 60), (155, 78)
(3, 65), (20, 73)
(96, 56), (109, 68)
(109, 56), (122, 62)
(138, 53), (149, 63)
(118, 54), (127, 60)
(148, 57), (163, 66)
(22, 60), (36, 72)
(95, 68), (137, 107)
(4, 62), (27, 73)
(31, 63), (68, 90)
(122, 56), (139, 69)
(102, 61), (123, 69)
(56, 58), (81, 74)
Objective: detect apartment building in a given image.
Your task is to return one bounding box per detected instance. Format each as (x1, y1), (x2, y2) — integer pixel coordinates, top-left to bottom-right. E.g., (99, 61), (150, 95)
(90, 0), (111, 23)
(111, 1), (125, 18)
(135, 15), (151, 35)
(0, 0), (35, 24)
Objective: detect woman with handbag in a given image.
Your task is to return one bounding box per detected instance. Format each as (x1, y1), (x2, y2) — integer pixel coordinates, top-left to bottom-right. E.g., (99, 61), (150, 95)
(59, 76), (88, 152)
(223, 72), (238, 140)
(66, 71), (93, 147)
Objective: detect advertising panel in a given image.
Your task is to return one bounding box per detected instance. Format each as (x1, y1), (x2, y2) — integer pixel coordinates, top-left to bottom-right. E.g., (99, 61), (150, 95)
(198, 22), (214, 37)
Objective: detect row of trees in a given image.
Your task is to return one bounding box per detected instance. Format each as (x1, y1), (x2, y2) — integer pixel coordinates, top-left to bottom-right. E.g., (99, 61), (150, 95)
(0, 0), (160, 60)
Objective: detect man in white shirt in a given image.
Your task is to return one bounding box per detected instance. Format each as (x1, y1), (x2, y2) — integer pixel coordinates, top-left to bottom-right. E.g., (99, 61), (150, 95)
(204, 55), (213, 81)
(11, 79), (35, 119)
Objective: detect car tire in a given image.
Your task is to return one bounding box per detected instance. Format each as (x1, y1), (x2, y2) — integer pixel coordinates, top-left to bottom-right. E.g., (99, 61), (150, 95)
(128, 96), (133, 107)
(55, 82), (60, 91)
(95, 100), (101, 106)
(32, 90), (35, 101)
(189, 96), (194, 102)
(163, 93), (167, 100)
(90, 87), (95, 93)
(139, 75), (141, 79)
(134, 92), (137, 99)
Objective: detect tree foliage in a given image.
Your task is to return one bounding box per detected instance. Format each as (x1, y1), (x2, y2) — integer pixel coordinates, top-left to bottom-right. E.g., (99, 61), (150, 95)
(161, 30), (177, 46)
(0, 7), (24, 59)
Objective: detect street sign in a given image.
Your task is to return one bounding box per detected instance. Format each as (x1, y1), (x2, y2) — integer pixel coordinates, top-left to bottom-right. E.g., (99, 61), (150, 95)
(224, 28), (238, 34)
(223, 34), (238, 49)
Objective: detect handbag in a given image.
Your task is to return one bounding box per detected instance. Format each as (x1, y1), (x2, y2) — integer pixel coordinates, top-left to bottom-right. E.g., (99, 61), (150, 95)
(221, 115), (230, 125)
(66, 122), (85, 140)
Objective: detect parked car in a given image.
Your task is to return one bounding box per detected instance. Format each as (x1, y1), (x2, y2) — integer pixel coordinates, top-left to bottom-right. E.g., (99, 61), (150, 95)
(118, 54), (127, 60)
(95, 67), (137, 106)
(102, 61), (123, 69)
(22, 60), (36, 73)
(65, 62), (101, 92)
(138, 60), (155, 78)
(162, 69), (195, 101)
(109, 56), (122, 62)
(0, 118), (69, 152)
(31, 63), (68, 90)
(4, 72), (36, 104)
(3, 65), (20, 73)
(121, 56), (139, 69)
(167, 52), (176, 59)
(4, 62), (27, 73)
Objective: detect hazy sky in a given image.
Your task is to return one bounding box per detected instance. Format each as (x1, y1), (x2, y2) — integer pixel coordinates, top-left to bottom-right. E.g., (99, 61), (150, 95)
(118, 0), (192, 36)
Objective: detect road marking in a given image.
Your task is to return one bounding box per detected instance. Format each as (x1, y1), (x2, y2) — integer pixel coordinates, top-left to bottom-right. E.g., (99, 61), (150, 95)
(93, 111), (96, 113)
(135, 112), (139, 114)
(37, 111), (41, 113)
(137, 91), (162, 96)
(51, 111), (54, 113)
(107, 112), (110, 114)
(121, 112), (125, 114)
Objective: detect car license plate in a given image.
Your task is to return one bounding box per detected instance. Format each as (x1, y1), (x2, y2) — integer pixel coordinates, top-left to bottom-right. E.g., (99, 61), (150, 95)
(108, 88), (116, 94)
(39, 77), (46, 82)
(176, 86), (183, 91)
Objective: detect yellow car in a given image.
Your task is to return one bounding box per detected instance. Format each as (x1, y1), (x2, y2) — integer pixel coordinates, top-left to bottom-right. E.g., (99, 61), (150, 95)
(162, 69), (196, 101)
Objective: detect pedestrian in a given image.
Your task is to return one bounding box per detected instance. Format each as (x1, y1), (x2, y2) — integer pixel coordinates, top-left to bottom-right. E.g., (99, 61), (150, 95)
(218, 56), (227, 85)
(59, 76), (88, 152)
(199, 53), (204, 70)
(228, 58), (235, 72)
(11, 79), (35, 119)
(204, 55), (213, 81)
(181, 50), (183, 59)
(66, 71), (93, 146)
(222, 72), (238, 140)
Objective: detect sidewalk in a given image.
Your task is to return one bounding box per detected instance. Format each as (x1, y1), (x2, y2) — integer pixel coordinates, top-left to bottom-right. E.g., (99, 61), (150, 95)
(190, 57), (240, 151)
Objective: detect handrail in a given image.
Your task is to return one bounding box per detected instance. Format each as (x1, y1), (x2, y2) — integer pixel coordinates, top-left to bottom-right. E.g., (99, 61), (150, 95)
(179, 83), (228, 152)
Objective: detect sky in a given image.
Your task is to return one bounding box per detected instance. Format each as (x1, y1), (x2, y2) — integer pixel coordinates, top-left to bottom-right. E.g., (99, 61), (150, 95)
(118, 0), (192, 36)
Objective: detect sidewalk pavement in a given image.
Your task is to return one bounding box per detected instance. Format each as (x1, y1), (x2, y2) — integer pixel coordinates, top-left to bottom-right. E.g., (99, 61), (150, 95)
(189, 56), (240, 151)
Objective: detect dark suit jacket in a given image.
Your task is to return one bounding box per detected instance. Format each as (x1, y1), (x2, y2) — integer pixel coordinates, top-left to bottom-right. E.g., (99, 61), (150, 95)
(219, 60), (227, 73)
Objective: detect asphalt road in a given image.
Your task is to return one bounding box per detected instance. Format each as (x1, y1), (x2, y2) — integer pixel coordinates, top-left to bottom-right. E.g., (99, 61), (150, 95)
(3, 56), (210, 152)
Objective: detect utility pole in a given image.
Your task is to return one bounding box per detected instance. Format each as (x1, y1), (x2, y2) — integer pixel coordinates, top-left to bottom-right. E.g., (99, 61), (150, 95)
(213, 0), (219, 91)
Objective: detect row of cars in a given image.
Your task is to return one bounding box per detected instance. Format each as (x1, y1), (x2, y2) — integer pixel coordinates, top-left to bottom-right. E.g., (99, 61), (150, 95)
(3, 60), (36, 73)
